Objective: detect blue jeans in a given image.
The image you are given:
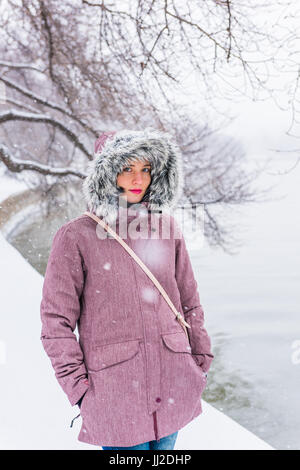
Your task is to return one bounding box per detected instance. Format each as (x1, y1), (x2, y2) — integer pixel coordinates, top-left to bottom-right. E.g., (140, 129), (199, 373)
(102, 431), (178, 450)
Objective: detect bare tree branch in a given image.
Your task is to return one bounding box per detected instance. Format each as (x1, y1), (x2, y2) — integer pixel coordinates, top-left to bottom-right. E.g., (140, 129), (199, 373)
(0, 142), (85, 178)
(0, 110), (92, 159)
(0, 76), (98, 136)
(0, 60), (46, 74)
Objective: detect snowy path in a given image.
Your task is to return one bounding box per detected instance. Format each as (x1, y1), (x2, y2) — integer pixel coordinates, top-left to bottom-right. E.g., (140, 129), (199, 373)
(0, 172), (274, 449)
(0, 230), (273, 449)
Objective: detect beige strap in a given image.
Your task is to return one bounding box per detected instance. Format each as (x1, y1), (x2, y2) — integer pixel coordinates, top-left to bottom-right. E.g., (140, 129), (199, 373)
(84, 211), (191, 339)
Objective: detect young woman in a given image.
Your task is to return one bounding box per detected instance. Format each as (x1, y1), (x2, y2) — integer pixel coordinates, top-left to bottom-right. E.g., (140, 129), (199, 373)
(40, 127), (214, 450)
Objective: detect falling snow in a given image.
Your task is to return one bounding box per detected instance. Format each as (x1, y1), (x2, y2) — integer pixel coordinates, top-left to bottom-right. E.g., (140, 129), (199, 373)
(141, 287), (158, 303)
(134, 239), (166, 268)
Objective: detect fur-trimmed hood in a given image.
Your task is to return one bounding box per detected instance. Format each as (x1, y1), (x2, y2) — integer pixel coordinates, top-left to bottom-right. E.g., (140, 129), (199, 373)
(82, 127), (184, 225)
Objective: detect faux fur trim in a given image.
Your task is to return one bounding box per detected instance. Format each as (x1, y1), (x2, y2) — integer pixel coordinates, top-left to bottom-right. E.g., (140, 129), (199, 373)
(82, 127), (184, 225)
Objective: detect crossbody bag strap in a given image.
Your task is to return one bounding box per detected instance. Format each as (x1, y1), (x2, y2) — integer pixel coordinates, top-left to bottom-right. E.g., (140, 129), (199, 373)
(83, 211), (191, 339)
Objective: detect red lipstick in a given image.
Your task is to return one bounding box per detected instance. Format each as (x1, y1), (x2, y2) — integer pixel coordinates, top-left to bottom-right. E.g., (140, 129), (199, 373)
(130, 189), (142, 194)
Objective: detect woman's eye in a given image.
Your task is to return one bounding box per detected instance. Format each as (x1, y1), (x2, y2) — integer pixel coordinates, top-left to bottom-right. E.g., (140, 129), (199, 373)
(122, 167), (151, 173)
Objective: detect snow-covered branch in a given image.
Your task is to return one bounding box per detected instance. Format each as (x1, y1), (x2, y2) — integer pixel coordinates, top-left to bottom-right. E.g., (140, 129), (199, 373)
(0, 60), (46, 74)
(0, 109), (92, 159)
(4, 98), (43, 115)
(0, 76), (98, 137)
(0, 142), (86, 178)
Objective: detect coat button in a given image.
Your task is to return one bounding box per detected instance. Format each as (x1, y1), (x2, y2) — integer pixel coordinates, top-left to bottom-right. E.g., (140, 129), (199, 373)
(156, 397), (161, 403)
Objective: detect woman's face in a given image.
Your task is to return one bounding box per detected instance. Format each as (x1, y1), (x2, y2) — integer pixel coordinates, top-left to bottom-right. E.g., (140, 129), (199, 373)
(117, 159), (151, 203)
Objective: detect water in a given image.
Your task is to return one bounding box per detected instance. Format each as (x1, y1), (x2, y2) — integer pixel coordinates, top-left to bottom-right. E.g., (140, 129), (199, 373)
(4, 161), (300, 449)
(195, 159), (300, 450)
(2, 181), (86, 275)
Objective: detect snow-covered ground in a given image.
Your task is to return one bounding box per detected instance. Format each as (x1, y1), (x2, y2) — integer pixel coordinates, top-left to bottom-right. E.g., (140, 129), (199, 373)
(0, 170), (27, 203)
(0, 175), (274, 450)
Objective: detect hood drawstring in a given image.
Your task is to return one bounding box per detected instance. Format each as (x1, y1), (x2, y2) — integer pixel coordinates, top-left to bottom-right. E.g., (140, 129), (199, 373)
(70, 412), (81, 428)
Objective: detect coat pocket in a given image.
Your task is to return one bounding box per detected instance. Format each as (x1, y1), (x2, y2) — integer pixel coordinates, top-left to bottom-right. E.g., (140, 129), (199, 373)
(87, 339), (140, 372)
(161, 331), (205, 379)
(161, 331), (192, 354)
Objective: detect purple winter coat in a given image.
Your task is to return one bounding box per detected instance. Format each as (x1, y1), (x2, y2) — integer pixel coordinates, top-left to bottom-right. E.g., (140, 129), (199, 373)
(40, 128), (214, 447)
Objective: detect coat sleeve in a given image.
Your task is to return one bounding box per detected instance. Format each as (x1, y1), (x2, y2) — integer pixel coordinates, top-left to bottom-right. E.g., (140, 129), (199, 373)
(40, 224), (90, 406)
(174, 219), (214, 374)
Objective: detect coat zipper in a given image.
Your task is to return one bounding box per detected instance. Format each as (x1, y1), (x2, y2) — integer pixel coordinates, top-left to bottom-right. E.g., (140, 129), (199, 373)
(70, 412), (81, 428)
(153, 411), (160, 442)
(130, 236), (159, 444)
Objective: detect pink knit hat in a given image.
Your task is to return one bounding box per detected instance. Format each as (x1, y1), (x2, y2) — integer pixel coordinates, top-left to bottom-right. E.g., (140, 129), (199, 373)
(94, 131), (117, 154)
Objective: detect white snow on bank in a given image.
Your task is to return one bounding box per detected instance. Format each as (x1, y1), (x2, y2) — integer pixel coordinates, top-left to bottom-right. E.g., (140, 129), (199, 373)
(0, 174), (274, 449)
(0, 229), (274, 450)
(0, 168), (28, 203)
